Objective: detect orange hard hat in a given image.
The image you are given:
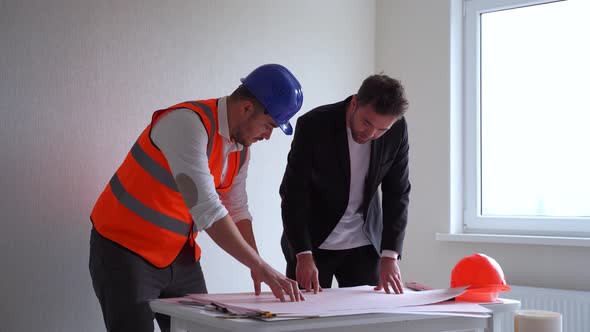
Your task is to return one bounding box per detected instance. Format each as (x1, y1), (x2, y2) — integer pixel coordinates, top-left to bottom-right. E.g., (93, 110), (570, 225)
(450, 253), (510, 302)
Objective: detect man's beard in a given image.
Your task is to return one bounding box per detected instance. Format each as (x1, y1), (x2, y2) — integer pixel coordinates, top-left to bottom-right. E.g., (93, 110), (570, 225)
(351, 133), (369, 144)
(232, 131), (252, 147)
(350, 124), (369, 144)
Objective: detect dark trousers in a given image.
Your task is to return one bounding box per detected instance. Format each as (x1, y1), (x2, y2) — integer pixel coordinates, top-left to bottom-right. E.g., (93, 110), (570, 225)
(286, 245), (380, 289)
(89, 228), (207, 332)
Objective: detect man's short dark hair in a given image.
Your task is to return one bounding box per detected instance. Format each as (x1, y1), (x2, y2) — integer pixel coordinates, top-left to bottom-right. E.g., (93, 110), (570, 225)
(356, 74), (408, 117)
(230, 84), (265, 113)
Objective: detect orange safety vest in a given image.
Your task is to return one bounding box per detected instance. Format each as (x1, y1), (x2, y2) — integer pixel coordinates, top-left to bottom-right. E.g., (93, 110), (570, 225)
(90, 98), (248, 268)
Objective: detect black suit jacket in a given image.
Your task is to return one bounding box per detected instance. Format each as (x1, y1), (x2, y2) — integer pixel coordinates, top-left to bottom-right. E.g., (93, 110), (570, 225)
(280, 96), (411, 262)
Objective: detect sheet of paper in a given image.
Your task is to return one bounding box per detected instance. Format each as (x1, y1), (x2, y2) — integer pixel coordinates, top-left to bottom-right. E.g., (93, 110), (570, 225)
(395, 301), (491, 314)
(188, 285), (467, 316)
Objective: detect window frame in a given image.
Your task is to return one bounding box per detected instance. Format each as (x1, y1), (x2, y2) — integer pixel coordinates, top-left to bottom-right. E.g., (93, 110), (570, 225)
(462, 0), (590, 237)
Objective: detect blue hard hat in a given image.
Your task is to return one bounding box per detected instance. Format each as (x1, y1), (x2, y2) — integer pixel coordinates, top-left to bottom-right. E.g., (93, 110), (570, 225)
(240, 64), (303, 135)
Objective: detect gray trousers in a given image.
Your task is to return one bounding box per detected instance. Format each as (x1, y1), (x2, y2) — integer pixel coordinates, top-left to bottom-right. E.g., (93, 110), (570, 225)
(89, 227), (207, 332)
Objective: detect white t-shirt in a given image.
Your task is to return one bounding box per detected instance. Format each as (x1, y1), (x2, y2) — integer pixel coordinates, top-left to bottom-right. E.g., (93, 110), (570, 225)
(301, 128), (398, 259)
(319, 128), (372, 250)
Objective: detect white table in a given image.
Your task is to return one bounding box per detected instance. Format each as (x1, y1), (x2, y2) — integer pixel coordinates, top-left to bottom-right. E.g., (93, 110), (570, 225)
(150, 298), (520, 332)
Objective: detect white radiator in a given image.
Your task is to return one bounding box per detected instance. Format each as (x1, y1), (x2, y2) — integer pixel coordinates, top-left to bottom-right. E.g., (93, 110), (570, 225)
(499, 285), (590, 332)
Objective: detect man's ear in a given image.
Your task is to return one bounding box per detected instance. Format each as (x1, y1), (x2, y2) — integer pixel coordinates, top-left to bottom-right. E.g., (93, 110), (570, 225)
(241, 100), (256, 115)
(350, 94), (358, 109)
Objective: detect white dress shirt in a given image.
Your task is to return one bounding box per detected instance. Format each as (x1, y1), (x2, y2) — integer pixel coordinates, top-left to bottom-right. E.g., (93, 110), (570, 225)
(150, 96), (252, 232)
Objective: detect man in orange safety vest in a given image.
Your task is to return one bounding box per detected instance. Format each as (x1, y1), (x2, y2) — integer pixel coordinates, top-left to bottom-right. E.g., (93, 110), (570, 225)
(89, 64), (305, 332)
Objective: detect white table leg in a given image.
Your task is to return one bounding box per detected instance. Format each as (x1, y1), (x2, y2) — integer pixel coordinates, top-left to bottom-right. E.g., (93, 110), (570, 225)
(485, 311), (511, 332)
(170, 318), (190, 332)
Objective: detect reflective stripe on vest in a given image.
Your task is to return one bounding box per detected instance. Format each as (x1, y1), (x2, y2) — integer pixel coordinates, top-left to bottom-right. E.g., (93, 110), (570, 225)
(114, 136), (247, 236)
(109, 174), (188, 236)
(187, 101), (215, 157)
(130, 141), (179, 192)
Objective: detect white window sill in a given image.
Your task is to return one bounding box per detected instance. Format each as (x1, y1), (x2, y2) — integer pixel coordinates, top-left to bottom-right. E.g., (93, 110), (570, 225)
(436, 233), (590, 247)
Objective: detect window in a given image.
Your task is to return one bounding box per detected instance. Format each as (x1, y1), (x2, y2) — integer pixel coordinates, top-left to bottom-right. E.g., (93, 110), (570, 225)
(462, 0), (590, 237)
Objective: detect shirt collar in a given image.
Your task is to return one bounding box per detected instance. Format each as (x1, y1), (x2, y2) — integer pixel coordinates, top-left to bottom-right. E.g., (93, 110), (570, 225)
(217, 96), (244, 151)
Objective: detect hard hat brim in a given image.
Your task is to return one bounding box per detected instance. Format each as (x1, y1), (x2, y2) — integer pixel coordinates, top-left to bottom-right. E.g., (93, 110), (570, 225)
(279, 121), (293, 135)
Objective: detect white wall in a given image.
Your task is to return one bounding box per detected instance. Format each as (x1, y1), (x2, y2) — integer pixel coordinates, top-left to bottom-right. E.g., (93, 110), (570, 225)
(0, 0), (375, 331)
(376, 0), (590, 291)
(6, 0), (585, 331)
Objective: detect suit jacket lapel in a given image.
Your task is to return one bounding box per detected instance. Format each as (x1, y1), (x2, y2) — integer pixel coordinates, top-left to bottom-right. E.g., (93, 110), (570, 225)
(334, 106), (351, 183)
(366, 137), (383, 198)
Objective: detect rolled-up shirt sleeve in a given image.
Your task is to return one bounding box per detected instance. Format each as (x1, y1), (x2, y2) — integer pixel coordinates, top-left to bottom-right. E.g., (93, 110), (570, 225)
(219, 151), (252, 223)
(150, 108), (228, 231)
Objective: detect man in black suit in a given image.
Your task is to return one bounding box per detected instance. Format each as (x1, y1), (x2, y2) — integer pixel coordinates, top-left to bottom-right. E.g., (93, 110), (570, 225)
(280, 74), (410, 294)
